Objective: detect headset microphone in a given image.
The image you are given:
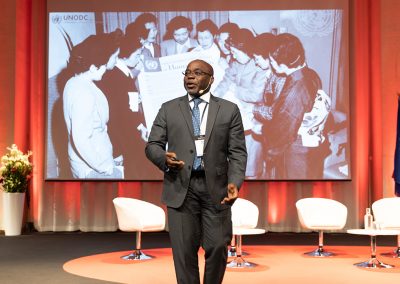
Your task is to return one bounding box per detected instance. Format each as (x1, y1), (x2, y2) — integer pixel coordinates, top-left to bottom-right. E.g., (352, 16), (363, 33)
(198, 78), (212, 95)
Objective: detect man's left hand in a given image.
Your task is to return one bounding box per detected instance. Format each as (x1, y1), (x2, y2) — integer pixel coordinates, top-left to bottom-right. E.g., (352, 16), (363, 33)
(221, 183), (238, 204)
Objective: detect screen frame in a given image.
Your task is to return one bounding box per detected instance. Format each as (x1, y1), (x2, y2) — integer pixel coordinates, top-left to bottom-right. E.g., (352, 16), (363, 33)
(45, 0), (350, 181)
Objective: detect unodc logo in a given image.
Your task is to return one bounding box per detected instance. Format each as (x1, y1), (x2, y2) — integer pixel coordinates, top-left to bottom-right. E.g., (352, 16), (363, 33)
(51, 14), (61, 25)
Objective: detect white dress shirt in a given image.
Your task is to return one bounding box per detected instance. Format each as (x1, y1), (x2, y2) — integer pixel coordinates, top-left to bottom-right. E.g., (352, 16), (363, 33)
(176, 38), (192, 54)
(143, 43), (155, 57)
(188, 92), (210, 135)
(115, 59), (133, 78)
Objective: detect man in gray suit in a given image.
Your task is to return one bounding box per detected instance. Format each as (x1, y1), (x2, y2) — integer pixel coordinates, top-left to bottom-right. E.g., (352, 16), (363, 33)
(145, 59), (247, 284)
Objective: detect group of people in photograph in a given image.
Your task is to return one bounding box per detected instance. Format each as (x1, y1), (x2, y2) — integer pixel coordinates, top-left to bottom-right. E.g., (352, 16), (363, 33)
(61, 12), (331, 180)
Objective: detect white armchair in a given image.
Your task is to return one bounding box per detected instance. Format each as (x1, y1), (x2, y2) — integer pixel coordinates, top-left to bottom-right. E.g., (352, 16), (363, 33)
(296, 197), (347, 257)
(372, 197), (400, 258)
(227, 198), (266, 268)
(113, 197), (166, 260)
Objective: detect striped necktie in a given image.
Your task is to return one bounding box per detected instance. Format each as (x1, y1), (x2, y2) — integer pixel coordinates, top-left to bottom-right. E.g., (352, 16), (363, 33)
(192, 98), (202, 170)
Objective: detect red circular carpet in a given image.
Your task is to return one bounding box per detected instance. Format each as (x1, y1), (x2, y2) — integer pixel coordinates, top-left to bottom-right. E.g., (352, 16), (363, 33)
(64, 245), (400, 283)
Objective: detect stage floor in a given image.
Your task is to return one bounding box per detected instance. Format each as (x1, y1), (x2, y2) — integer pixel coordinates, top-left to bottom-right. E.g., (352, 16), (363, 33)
(1, 231), (400, 283)
(64, 245), (400, 284)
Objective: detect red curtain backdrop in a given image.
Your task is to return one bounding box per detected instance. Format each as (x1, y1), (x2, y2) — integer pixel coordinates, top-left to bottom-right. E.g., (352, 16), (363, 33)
(1, 0), (396, 232)
(381, 0), (400, 198)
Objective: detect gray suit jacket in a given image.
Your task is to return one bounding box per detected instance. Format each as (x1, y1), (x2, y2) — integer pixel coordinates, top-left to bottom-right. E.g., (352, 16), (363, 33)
(145, 94), (247, 209)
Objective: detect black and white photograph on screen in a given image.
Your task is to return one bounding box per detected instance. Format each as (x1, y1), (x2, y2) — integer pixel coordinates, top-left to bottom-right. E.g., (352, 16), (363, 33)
(46, 9), (350, 181)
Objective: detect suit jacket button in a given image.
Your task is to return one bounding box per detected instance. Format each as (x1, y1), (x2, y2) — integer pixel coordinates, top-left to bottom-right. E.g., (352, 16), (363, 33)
(188, 165), (191, 170)
(190, 150), (194, 153)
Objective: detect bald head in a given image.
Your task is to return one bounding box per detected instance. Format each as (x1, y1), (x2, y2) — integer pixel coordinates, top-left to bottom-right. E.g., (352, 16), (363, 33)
(188, 60), (214, 76)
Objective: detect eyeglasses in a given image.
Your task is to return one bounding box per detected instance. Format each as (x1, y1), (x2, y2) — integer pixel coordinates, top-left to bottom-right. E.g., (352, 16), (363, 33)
(182, 70), (212, 77)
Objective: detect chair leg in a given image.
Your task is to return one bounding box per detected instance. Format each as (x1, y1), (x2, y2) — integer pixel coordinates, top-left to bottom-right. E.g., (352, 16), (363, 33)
(227, 235), (258, 268)
(304, 231), (335, 257)
(121, 231), (153, 260)
(381, 234), (400, 258)
(228, 234), (249, 257)
(228, 235), (237, 257)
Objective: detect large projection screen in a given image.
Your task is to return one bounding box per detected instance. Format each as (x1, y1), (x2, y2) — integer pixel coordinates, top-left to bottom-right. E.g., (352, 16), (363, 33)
(46, 0), (350, 181)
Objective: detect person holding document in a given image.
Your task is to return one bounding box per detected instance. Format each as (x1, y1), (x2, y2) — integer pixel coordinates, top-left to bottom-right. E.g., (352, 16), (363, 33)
(97, 30), (149, 179)
(161, 16), (198, 56)
(214, 28), (267, 179)
(145, 59), (247, 284)
(126, 13), (160, 58)
(190, 19), (221, 64)
(262, 33), (322, 179)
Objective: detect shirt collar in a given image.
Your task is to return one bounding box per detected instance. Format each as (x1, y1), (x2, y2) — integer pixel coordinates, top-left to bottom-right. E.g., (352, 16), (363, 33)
(179, 38), (191, 48)
(115, 59), (133, 78)
(188, 92), (211, 103)
(177, 39), (191, 53)
(143, 43), (155, 57)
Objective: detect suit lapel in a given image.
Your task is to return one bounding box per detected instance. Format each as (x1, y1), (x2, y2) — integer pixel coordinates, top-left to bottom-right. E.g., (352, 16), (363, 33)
(178, 96), (195, 138)
(204, 95), (220, 149)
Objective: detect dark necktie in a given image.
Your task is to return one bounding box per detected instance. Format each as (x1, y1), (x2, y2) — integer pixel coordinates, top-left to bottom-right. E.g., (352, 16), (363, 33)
(192, 98), (202, 170)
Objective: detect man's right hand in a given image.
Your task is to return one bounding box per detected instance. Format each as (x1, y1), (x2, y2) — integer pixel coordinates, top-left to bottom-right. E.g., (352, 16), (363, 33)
(165, 152), (185, 171)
